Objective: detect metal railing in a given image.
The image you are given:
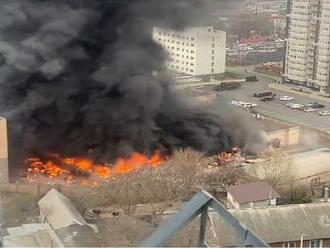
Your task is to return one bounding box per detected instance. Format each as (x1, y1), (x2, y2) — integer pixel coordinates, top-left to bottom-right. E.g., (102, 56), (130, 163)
(140, 190), (268, 247)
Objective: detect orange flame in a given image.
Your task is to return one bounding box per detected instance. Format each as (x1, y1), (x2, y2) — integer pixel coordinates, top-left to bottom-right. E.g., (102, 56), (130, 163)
(26, 151), (163, 181)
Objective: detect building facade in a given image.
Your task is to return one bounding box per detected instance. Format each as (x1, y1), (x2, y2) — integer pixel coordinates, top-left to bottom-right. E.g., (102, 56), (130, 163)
(153, 27), (226, 76)
(284, 0), (330, 94)
(0, 117), (8, 183)
(227, 182), (279, 209)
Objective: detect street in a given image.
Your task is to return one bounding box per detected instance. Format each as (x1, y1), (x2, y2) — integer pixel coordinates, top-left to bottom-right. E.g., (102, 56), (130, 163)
(218, 68), (330, 132)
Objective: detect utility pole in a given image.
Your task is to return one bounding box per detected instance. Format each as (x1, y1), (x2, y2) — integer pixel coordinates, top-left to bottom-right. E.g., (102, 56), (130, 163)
(300, 234), (306, 248)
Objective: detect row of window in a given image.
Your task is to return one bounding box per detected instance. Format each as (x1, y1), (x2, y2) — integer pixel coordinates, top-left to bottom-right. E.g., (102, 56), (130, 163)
(166, 46), (195, 54)
(169, 59), (195, 67)
(283, 239), (322, 248)
(169, 64), (194, 73)
(156, 32), (195, 41)
(170, 53), (195, 60)
(158, 38), (195, 47)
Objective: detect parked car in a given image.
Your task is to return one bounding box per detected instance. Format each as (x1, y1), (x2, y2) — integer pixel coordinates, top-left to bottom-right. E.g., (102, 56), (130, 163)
(300, 87), (312, 93)
(319, 110), (330, 116)
(241, 102), (257, 108)
(231, 100), (240, 106)
(303, 107), (318, 112)
(254, 91), (273, 98)
(261, 96), (275, 101)
(286, 102), (294, 108)
(305, 102), (325, 108)
(290, 103), (304, 110)
(251, 113), (265, 119)
(246, 76), (258, 82)
(280, 96), (294, 101)
(216, 81), (241, 91)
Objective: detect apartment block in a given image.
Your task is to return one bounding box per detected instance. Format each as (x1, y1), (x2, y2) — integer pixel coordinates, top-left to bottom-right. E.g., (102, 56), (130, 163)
(153, 27), (226, 76)
(284, 0), (330, 94)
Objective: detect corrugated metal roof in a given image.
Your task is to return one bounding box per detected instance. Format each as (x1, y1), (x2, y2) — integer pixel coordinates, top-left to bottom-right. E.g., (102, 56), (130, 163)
(210, 202), (330, 246)
(227, 182), (279, 203)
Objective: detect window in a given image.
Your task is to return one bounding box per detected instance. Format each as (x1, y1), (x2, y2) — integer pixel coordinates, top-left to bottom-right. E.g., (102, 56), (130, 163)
(283, 242), (295, 248)
(309, 240), (322, 248)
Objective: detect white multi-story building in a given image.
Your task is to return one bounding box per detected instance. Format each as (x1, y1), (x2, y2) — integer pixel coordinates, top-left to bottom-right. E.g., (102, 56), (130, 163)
(284, 0), (330, 94)
(153, 27), (226, 76)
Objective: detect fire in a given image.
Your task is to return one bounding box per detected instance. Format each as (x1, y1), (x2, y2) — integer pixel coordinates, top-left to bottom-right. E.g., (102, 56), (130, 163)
(111, 151), (163, 174)
(26, 151), (163, 181)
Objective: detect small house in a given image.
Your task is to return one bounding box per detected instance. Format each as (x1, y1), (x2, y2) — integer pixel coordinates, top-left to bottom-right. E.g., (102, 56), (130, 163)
(227, 182), (279, 209)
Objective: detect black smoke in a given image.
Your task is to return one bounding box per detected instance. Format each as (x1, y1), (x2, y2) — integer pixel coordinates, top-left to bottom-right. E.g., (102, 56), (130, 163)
(0, 0), (263, 166)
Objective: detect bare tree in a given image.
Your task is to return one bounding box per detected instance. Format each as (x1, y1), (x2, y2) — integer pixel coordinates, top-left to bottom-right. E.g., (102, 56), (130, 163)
(68, 148), (207, 217)
(248, 151), (295, 186)
(68, 148), (247, 221)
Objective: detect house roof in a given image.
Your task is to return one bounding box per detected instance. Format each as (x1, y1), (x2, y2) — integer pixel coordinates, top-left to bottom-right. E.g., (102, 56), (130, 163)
(210, 202), (330, 245)
(227, 182), (279, 204)
(38, 188), (87, 230)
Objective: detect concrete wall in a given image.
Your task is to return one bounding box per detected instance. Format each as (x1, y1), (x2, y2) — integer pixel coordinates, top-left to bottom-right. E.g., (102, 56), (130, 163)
(195, 28), (226, 75)
(240, 199), (276, 209)
(0, 182), (88, 196)
(267, 126), (300, 147)
(228, 192), (276, 209)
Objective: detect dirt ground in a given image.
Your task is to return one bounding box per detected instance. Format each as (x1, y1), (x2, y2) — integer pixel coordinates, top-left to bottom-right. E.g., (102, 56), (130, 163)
(1, 192), (39, 227)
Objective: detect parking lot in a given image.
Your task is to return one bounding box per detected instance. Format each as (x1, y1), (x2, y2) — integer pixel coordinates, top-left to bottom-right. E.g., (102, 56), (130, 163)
(216, 73), (330, 133)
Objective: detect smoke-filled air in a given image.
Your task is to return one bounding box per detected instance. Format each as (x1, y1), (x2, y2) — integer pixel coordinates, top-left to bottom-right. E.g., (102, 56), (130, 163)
(0, 0), (263, 165)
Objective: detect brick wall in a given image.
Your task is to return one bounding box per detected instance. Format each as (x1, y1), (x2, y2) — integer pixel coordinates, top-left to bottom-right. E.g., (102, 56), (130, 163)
(270, 238), (330, 247)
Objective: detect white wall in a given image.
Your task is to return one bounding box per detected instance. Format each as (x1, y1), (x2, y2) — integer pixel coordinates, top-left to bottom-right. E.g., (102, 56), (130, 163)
(195, 28), (226, 75)
(228, 191), (277, 209)
(153, 27), (226, 76)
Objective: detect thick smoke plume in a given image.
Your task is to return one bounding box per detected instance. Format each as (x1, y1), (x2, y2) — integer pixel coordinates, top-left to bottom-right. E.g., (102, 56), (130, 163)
(0, 0), (262, 165)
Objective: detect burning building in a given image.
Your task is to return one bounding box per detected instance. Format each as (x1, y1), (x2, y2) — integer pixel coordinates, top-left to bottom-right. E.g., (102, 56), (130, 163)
(0, 0), (264, 181)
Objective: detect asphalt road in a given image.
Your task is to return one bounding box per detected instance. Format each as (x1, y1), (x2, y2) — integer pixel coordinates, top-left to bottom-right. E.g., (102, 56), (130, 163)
(218, 68), (330, 132)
